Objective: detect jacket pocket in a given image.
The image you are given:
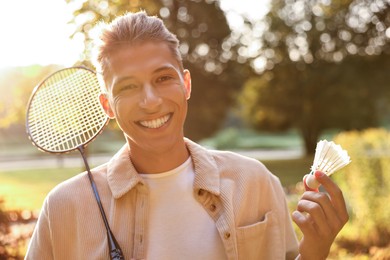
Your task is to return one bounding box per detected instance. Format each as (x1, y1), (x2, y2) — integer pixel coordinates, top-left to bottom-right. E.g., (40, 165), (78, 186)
(236, 211), (283, 260)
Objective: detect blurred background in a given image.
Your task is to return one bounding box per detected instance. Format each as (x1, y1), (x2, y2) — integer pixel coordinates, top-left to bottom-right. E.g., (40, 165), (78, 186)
(0, 0), (389, 258)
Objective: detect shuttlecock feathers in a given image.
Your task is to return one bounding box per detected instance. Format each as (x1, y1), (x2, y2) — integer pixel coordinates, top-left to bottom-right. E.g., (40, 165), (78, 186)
(305, 140), (351, 190)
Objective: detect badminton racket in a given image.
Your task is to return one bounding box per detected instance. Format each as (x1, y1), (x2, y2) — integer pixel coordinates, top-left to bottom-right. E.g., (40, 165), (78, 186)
(26, 66), (124, 260)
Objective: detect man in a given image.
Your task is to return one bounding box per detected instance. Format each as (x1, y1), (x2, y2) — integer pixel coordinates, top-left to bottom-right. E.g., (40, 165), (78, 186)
(26, 11), (348, 260)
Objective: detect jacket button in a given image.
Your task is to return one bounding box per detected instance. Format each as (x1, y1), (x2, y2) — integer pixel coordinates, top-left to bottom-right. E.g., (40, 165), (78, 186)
(224, 232), (231, 239)
(209, 204), (216, 211)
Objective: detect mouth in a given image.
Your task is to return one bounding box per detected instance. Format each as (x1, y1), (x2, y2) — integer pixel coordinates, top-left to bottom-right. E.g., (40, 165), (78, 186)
(138, 113), (172, 129)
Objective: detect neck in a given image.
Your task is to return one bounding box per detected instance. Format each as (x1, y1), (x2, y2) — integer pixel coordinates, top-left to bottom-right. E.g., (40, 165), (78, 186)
(127, 138), (190, 174)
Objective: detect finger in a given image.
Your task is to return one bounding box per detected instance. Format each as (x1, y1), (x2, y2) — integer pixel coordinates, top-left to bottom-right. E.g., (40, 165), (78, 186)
(296, 197), (331, 237)
(291, 210), (317, 238)
(300, 191), (341, 233)
(314, 171), (349, 224)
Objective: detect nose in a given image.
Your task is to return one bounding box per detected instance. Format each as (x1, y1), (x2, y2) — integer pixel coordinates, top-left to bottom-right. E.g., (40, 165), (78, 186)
(139, 84), (162, 111)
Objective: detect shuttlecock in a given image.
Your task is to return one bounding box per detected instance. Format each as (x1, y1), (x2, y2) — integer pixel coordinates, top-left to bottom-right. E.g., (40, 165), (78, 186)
(305, 140), (351, 190)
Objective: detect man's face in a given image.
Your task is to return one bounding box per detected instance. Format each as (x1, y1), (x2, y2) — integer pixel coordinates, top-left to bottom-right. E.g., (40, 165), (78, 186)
(100, 42), (191, 155)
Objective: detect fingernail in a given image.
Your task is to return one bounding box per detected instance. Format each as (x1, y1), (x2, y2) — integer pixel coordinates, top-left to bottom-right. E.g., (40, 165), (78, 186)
(315, 171), (324, 178)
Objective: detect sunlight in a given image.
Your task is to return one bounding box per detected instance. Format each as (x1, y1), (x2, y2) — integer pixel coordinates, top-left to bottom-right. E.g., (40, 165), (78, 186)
(221, 0), (270, 32)
(0, 0), (83, 69)
(0, 0), (269, 69)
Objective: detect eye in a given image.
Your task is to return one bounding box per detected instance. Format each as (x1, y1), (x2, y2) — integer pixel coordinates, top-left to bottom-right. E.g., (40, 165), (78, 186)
(120, 84), (138, 91)
(156, 75), (174, 83)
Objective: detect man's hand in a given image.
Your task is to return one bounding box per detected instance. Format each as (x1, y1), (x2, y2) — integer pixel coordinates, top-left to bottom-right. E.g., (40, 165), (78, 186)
(292, 171), (349, 260)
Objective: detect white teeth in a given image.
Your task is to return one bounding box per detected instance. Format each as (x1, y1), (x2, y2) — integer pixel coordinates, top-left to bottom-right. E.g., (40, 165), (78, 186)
(139, 114), (170, 129)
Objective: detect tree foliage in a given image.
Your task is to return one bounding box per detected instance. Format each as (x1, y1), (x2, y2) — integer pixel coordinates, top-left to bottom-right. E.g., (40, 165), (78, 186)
(238, 0), (390, 154)
(65, 0), (250, 140)
(333, 129), (390, 253)
(0, 65), (61, 129)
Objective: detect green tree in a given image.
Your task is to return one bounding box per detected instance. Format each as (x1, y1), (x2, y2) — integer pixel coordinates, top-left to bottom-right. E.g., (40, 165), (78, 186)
(0, 65), (61, 128)
(65, 0), (250, 140)
(237, 0), (390, 154)
(334, 129), (390, 252)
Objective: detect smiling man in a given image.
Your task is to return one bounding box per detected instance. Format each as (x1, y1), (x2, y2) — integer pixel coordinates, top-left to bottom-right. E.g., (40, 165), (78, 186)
(26, 11), (348, 260)
(98, 41), (191, 174)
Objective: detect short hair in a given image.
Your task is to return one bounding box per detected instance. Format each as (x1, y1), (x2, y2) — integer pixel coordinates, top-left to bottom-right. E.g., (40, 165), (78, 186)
(92, 11), (183, 87)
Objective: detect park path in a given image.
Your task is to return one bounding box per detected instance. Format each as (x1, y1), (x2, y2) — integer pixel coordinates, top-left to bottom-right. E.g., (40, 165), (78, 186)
(0, 148), (304, 171)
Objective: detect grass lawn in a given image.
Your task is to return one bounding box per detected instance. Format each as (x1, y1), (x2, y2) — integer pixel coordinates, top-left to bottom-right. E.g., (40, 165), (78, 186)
(0, 158), (311, 211)
(0, 168), (82, 211)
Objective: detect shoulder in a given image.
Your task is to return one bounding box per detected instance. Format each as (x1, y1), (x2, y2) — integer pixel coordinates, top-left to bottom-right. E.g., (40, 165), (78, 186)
(210, 149), (278, 182)
(186, 138), (277, 181)
(211, 149), (263, 167)
(44, 163), (108, 209)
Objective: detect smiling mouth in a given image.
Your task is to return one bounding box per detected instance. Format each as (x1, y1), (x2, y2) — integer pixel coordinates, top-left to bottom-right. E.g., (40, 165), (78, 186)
(138, 114), (171, 129)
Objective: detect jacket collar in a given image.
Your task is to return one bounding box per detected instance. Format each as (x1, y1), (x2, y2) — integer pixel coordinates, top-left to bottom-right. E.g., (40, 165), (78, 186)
(185, 138), (220, 196)
(106, 144), (143, 199)
(107, 138), (220, 199)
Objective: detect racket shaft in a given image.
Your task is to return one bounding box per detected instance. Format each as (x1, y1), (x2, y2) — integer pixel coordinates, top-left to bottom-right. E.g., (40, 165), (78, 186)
(77, 146), (124, 259)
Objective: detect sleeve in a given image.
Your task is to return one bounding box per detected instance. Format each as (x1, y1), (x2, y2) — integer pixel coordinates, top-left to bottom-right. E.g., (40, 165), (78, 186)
(284, 198), (300, 259)
(280, 184), (300, 260)
(25, 197), (54, 260)
(268, 174), (299, 260)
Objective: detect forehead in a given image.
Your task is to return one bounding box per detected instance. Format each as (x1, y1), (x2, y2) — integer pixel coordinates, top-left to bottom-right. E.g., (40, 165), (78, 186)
(104, 42), (181, 87)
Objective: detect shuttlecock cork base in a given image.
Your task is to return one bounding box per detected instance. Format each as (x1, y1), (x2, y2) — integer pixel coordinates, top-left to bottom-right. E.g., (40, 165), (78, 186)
(304, 140), (351, 190)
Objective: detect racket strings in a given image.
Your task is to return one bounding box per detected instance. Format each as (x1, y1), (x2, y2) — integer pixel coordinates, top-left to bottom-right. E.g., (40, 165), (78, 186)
(28, 68), (108, 152)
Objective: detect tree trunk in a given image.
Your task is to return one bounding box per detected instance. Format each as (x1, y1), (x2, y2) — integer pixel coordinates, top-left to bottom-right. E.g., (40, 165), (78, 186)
(300, 126), (320, 156)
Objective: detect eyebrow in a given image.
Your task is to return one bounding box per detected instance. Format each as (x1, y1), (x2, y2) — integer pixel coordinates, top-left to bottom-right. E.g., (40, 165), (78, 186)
(153, 64), (178, 74)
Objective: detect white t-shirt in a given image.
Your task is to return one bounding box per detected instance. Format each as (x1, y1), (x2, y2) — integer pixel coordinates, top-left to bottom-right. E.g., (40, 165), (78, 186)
(140, 158), (227, 260)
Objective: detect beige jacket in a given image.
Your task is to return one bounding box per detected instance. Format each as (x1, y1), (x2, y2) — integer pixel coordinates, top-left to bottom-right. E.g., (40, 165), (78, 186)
(26, 138), (299, 260)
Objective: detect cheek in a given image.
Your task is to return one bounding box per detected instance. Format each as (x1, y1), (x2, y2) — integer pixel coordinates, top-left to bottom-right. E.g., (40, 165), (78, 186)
(181, 101), (188, 117)
(111, 97), (133, 118)
(176, 94), (188, 117)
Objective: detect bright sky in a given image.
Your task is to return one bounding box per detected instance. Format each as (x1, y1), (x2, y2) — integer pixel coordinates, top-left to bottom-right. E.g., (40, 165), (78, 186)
(0, 0), (269, 69)
(0, 0), (84, 69)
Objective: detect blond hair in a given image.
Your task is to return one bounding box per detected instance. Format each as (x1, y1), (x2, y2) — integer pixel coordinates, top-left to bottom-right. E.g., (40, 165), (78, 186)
(92, 11), (183, 86)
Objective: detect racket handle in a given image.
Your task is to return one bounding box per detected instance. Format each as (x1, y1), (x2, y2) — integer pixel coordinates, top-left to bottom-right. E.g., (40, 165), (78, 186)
(108, 230), (124, 260)
(110, 250), (124, 260)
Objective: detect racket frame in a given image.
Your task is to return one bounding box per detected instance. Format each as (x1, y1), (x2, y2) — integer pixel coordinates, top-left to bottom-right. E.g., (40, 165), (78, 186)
(25, 66), (124, 260)
(25, 66), (110, 155)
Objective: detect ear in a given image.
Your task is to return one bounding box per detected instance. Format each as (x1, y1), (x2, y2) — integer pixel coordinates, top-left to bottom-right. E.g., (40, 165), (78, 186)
(99, 93), (115, 118)
(183, 69), (191, 100)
